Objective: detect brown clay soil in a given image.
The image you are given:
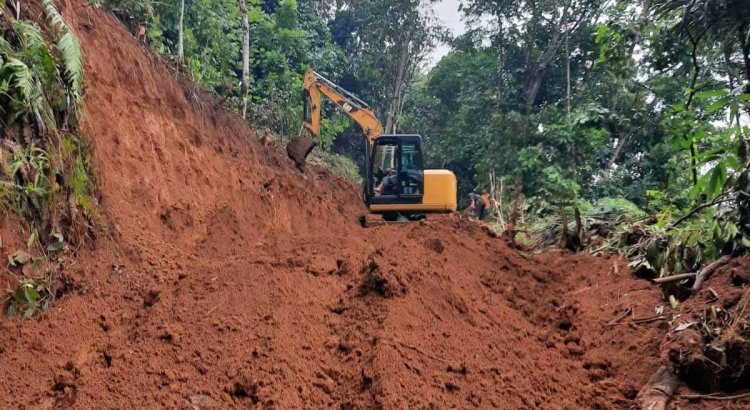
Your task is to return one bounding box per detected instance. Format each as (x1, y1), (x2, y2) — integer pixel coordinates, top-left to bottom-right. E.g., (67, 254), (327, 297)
(0, 1), (748, 409)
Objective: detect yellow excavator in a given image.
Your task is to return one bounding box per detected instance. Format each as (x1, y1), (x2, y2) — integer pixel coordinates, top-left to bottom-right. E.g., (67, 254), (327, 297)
(287, 69), (457, 224)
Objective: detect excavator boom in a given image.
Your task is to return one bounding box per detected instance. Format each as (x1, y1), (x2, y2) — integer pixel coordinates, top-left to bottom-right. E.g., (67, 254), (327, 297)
(287, 69), (383, 168)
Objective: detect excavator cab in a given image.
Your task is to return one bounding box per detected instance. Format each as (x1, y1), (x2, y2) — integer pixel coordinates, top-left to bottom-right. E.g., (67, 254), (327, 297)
(366, 135), (424, 205)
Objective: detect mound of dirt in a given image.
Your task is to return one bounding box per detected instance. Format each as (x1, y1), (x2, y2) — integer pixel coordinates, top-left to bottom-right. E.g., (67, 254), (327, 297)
(0, 1), (736, 409)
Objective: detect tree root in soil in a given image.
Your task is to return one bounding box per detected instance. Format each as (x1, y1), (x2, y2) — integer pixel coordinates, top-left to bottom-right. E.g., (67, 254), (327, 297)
(691, 255), (732, 293)
(681, 391), (750, 401)
(636, 366), (680, 410)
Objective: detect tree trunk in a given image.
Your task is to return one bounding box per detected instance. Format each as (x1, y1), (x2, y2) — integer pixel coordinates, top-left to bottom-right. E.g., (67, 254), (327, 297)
(238, 0), (250, 119)
(177, 0), (185, 63)
(607, 134), (630, 169)
(627, 0), (651, 56)
(559, 204), (568, 248)
(524, 73), (543, 115)
(495, 21), (505, 110)
(385, 43), (409, 134)
(565, 29), (570, 119)
(505, 176), (522, 245)
(739, 23), (750, 94)
(524, 3), (569, 114)
(684, 34), (702, 186)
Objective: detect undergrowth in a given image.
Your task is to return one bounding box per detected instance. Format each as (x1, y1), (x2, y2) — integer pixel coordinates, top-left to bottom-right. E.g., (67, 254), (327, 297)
(313, 150), (361, 183)
(0, 0), (98, 319)
(514, 194), (743, 303)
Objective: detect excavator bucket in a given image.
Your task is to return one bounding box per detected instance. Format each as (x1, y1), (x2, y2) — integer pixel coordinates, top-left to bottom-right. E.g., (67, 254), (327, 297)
(286, 136), (317, 170)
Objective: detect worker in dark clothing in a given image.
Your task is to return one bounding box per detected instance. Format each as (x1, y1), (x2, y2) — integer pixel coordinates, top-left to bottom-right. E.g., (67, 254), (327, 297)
(374, 166), (385, 186)
(469, 192), (489, 220)
(375, 168), (398, 196)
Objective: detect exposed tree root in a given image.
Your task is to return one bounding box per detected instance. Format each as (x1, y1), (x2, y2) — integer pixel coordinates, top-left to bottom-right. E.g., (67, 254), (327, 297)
(637, 366), (680, 410)
(692, 255), (732, 293)
(681, 392), (750, 401)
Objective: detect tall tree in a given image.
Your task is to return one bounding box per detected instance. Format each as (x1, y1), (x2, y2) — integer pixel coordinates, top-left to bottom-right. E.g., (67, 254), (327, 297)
(463, 0), (603, 114)
(177, 0), (185, 63)
(330, 0), (443, 133)
(238, 0), (249, 118)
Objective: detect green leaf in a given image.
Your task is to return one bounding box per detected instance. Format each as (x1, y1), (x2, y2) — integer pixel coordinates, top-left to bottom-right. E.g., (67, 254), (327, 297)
(706, 96), (730, 114)
(8, 250), (31, 267)
(42, 0), (84, 104)
(24, 286), (39, 303)
(707, 163), (727, 199)
(695, 89), (727, 99)
(27, 230), (37, 249)
(1, 58), (35, 103)
(724, 154), (740, 171)
(729, 101), (739, 123)
(6, 304), (16, 318)
(23, 302), (36, 319)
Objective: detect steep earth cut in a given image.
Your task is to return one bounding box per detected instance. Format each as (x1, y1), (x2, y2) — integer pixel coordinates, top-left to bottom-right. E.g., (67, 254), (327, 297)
(0, 1), (744, 409)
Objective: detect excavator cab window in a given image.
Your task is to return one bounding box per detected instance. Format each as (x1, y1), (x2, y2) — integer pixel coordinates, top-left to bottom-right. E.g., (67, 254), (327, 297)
(367, 136), (424, 205)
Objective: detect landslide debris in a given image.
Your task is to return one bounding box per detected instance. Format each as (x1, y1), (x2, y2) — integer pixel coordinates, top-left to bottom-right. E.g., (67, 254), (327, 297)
(0, 1), (736, 409)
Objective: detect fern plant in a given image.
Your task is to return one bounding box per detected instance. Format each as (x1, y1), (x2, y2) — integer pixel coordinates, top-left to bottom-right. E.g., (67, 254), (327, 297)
(0, 145), (51, 216)
(42, 0), (83, 107)
(0, 2), (95, 322)
(0, 25), (58, 131)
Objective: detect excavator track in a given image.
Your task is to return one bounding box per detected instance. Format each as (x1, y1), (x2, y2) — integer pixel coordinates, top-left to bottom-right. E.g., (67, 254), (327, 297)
(360, 213), (425, 228)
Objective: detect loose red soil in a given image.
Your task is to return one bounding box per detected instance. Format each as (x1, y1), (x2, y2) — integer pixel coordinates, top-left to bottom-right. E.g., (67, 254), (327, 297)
(0, 1), (743, 409)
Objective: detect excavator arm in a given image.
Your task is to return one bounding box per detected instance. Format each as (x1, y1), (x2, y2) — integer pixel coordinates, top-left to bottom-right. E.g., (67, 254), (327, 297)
(287, 69), (383, 168)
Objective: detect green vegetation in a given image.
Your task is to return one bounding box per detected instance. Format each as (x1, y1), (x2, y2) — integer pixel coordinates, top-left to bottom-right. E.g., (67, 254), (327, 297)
(1, 1), (96, 318)
(5, 275), (53, 319)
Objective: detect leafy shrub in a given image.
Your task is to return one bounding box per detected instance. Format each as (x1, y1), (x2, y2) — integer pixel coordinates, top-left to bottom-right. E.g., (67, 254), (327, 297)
(5, 276), (52, 319)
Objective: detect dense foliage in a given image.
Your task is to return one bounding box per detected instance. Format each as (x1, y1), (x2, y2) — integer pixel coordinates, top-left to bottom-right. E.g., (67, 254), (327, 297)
(403, 0), (750, 265)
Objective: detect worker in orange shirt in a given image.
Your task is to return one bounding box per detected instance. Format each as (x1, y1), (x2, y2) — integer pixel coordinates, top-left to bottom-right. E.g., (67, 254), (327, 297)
(469, 191), (491, 220)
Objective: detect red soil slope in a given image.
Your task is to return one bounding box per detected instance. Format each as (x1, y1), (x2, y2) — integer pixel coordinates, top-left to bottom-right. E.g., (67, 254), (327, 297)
(0, 1), (694, 408)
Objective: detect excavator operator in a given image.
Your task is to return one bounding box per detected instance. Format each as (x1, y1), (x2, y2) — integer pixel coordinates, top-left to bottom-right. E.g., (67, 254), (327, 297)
(374, 167), (398, 196)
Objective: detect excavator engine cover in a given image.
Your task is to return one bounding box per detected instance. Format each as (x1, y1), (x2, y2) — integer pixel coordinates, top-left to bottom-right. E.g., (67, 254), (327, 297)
(286, 136), (317, 170)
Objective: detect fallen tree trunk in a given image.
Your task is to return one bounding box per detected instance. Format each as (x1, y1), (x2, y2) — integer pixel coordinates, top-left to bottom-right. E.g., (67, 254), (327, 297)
(637, 366), (680, 410)
(692, 255), (732, 294)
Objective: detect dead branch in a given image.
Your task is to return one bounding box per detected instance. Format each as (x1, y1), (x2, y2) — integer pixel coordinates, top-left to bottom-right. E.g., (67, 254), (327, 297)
(667, 195), (733, 231)
(692, 255), (732, 294)
(680, 392), (750, 401)
(651, 273), (696, 284)
(633, 315), (667, 324)
(489, 171), (507, 230)
(637, 366), (680, 410)
(605, 306), (633, 326)
(391, 339), (450, 364)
